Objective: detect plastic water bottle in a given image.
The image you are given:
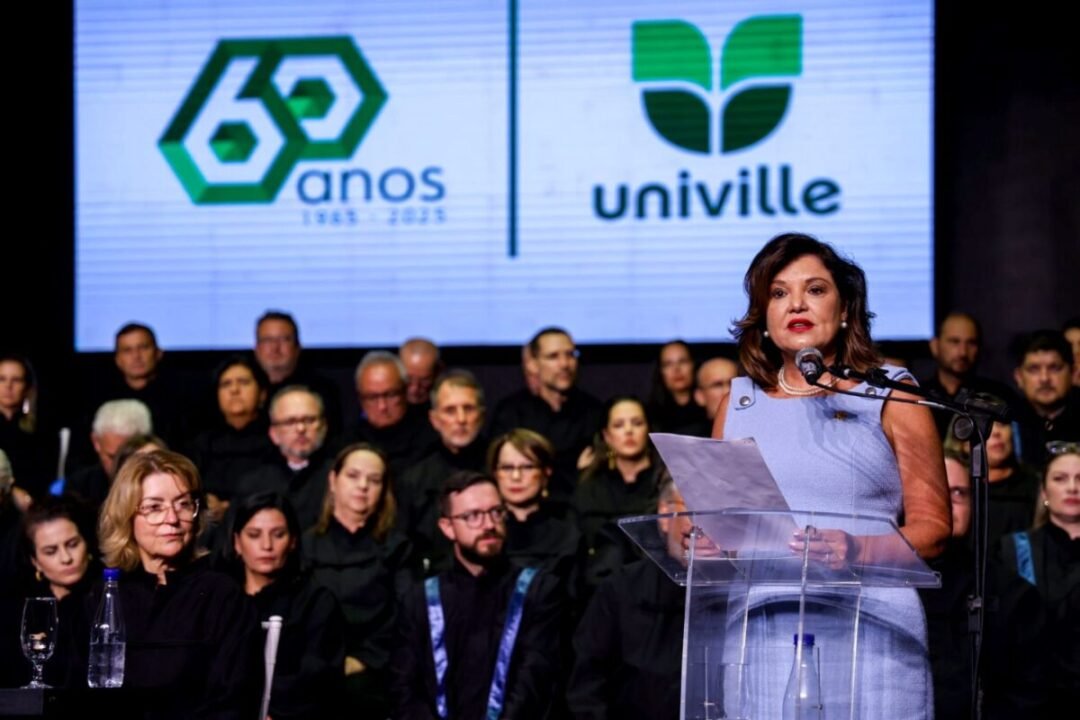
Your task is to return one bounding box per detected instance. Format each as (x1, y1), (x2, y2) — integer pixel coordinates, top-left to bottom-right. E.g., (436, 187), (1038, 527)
(87, 568), (125, 688)
(782, 633), (823, 720)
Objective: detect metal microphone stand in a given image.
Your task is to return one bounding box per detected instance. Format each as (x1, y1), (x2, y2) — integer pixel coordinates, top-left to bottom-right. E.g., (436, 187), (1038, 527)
(822, 363), (1010, 720)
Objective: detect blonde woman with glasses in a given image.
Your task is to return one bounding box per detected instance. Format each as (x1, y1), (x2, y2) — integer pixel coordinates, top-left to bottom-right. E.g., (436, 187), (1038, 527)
(91, 449), (261, 718)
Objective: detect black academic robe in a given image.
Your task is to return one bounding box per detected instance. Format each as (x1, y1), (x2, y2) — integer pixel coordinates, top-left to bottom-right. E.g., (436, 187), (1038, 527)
(190, 416), (275, 502)
(573, 465), (661, 589)
(397, 440), (487, 575)
(302, 519), (418, 716)
(233, 449), (335, 532)
(490, 387), (604, 502)
(78, 557), (261, 720)
(391, 557), (564, 720)
(249, 572), (347, 720)
(567, 559), (685, 720)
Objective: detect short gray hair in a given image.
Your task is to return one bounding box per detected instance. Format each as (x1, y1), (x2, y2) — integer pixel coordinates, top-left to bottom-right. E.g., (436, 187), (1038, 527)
(92, 399), (153, 437)
(354, 350), (408, 386)
(0, 449), (13, 495)
(430, 369), (486, 408)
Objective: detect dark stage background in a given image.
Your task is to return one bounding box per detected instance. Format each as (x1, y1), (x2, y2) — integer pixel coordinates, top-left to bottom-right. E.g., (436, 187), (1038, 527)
(6, 2), (1079, 436)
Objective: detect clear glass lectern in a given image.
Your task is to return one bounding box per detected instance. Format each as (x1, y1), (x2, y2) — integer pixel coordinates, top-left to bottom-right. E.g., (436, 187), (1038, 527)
(619, 509), (941, 720)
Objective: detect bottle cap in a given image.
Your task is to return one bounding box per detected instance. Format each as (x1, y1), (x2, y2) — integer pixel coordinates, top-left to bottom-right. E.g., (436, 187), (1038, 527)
(103, 567), (121, 581)
(792, 633), (815, 646)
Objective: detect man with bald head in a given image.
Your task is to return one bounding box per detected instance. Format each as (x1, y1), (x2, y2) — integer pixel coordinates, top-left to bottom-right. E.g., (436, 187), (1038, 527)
(923, 312), (1016, 438)
(352, 350), (438, 476)
(233, 385), (335, 530)
(694, 357), (739, 434)
(399, 337), (444, 408)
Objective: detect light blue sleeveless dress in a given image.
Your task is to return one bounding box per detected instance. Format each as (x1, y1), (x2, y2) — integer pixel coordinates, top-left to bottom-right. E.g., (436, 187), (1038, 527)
(722, 367), (932, 719)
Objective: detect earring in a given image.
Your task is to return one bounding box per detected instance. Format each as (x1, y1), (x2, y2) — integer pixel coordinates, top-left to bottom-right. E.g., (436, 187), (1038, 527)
(541, 487), (549, 499)
(35, 569), (43, 583)
(763, 330), (770, 338)
(607, 447), (616, 471)
(841, 320), (848, 329)
(1043, 500), (1049, 507)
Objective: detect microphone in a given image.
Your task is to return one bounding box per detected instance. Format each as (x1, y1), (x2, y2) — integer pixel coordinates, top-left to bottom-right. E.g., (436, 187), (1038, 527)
(794, 347), (827, 384)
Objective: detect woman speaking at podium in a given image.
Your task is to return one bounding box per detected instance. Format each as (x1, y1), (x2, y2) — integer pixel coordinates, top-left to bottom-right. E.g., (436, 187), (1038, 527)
(712, 233), (950, 718)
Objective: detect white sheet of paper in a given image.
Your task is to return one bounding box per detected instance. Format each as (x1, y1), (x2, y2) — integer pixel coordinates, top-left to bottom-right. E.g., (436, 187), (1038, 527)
(650, 433), (795, 551)
(650, 433), (790, 513)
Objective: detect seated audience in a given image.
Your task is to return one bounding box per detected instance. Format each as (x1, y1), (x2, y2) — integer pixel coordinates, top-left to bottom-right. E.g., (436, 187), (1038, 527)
(218, 491), (346, 720)
(574, 397), (661, 590)
(191, 355), (274, 515)
(254, 310), (344, 436)
(66, 398), (153, 512)
(693, 356), (739, 431)
(233, 386), (335, 532)
(399, 338), (443, 409)
(0, 354), (51, 497)
(491, 327), (603, 502)
(303, 443), (416, 716)
(646, 340), (707, 435)
(88, 449), (261, 717)
(566, 474), (688, 719)
(351, 351), (438, 477)
(490, 428), (580, 577)
(944, 416), (1041, 549)
(998, 444), (1080, 709)
(398, 370), (488, 574)
(0, 495), (99, 689)
(391, 470), (563, 719)
(1011, 330), (1079, 467)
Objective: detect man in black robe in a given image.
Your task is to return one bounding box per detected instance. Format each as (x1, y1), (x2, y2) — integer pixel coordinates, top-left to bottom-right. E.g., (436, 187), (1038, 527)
(566, 473), (687, 719)
(398, 370), (488, 574)
(490, 327), (602, 501)
(391, 471), (563, 719)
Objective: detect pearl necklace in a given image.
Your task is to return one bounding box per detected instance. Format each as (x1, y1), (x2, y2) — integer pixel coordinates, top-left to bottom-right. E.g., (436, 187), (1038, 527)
(776, 365), (837, 396)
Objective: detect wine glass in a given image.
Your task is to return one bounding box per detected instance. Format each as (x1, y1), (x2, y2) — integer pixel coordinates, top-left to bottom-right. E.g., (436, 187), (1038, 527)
(20, 597), (58, 689)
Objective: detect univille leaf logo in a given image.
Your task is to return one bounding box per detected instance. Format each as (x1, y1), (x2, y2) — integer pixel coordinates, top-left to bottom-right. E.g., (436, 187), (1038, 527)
(159, 37), (387, 204)
(632, 15), (802, 154)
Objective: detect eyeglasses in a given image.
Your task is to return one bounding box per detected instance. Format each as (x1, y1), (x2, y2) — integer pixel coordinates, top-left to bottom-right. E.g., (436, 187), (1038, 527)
(448, 506), (507, 528)
(136, 497), (199, 524)
(359, 388), (406, 404)
(495, 463), (539, 476)
(271, 414), (323, 429)
(1047, 440), (1080, 456)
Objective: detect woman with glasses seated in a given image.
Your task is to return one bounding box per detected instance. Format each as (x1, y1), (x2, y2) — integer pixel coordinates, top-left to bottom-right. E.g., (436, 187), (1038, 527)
(217, 491), (346, 720)
(999, 442), (1080, 708)
(302, 442), (418, 717)
(90, 449), (261, 718)
(490, 429), (581, 579)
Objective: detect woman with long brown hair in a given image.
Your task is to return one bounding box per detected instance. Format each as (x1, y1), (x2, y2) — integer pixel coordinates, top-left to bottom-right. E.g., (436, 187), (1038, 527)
(714, 233), (950, 719)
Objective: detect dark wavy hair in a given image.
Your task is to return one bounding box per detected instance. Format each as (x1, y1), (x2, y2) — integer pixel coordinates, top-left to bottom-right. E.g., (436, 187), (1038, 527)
(732, 233), (879, 389)
(646, 340), (697, 412)
(218, 491), (303, 583)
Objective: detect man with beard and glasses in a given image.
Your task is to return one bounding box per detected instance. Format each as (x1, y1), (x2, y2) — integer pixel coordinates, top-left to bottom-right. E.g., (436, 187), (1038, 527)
(233, 386), (336, 531)
(391, 471), (564, 720)
(398, 370), (489, 574)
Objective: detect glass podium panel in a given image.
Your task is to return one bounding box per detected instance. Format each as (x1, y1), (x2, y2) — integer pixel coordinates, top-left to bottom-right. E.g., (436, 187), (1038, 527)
(619, 510), (940, 720)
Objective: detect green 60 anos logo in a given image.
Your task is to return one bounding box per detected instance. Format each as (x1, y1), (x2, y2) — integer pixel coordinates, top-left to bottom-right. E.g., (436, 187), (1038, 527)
(633, 15), (802, 153)
(159, 36), (387, 204)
